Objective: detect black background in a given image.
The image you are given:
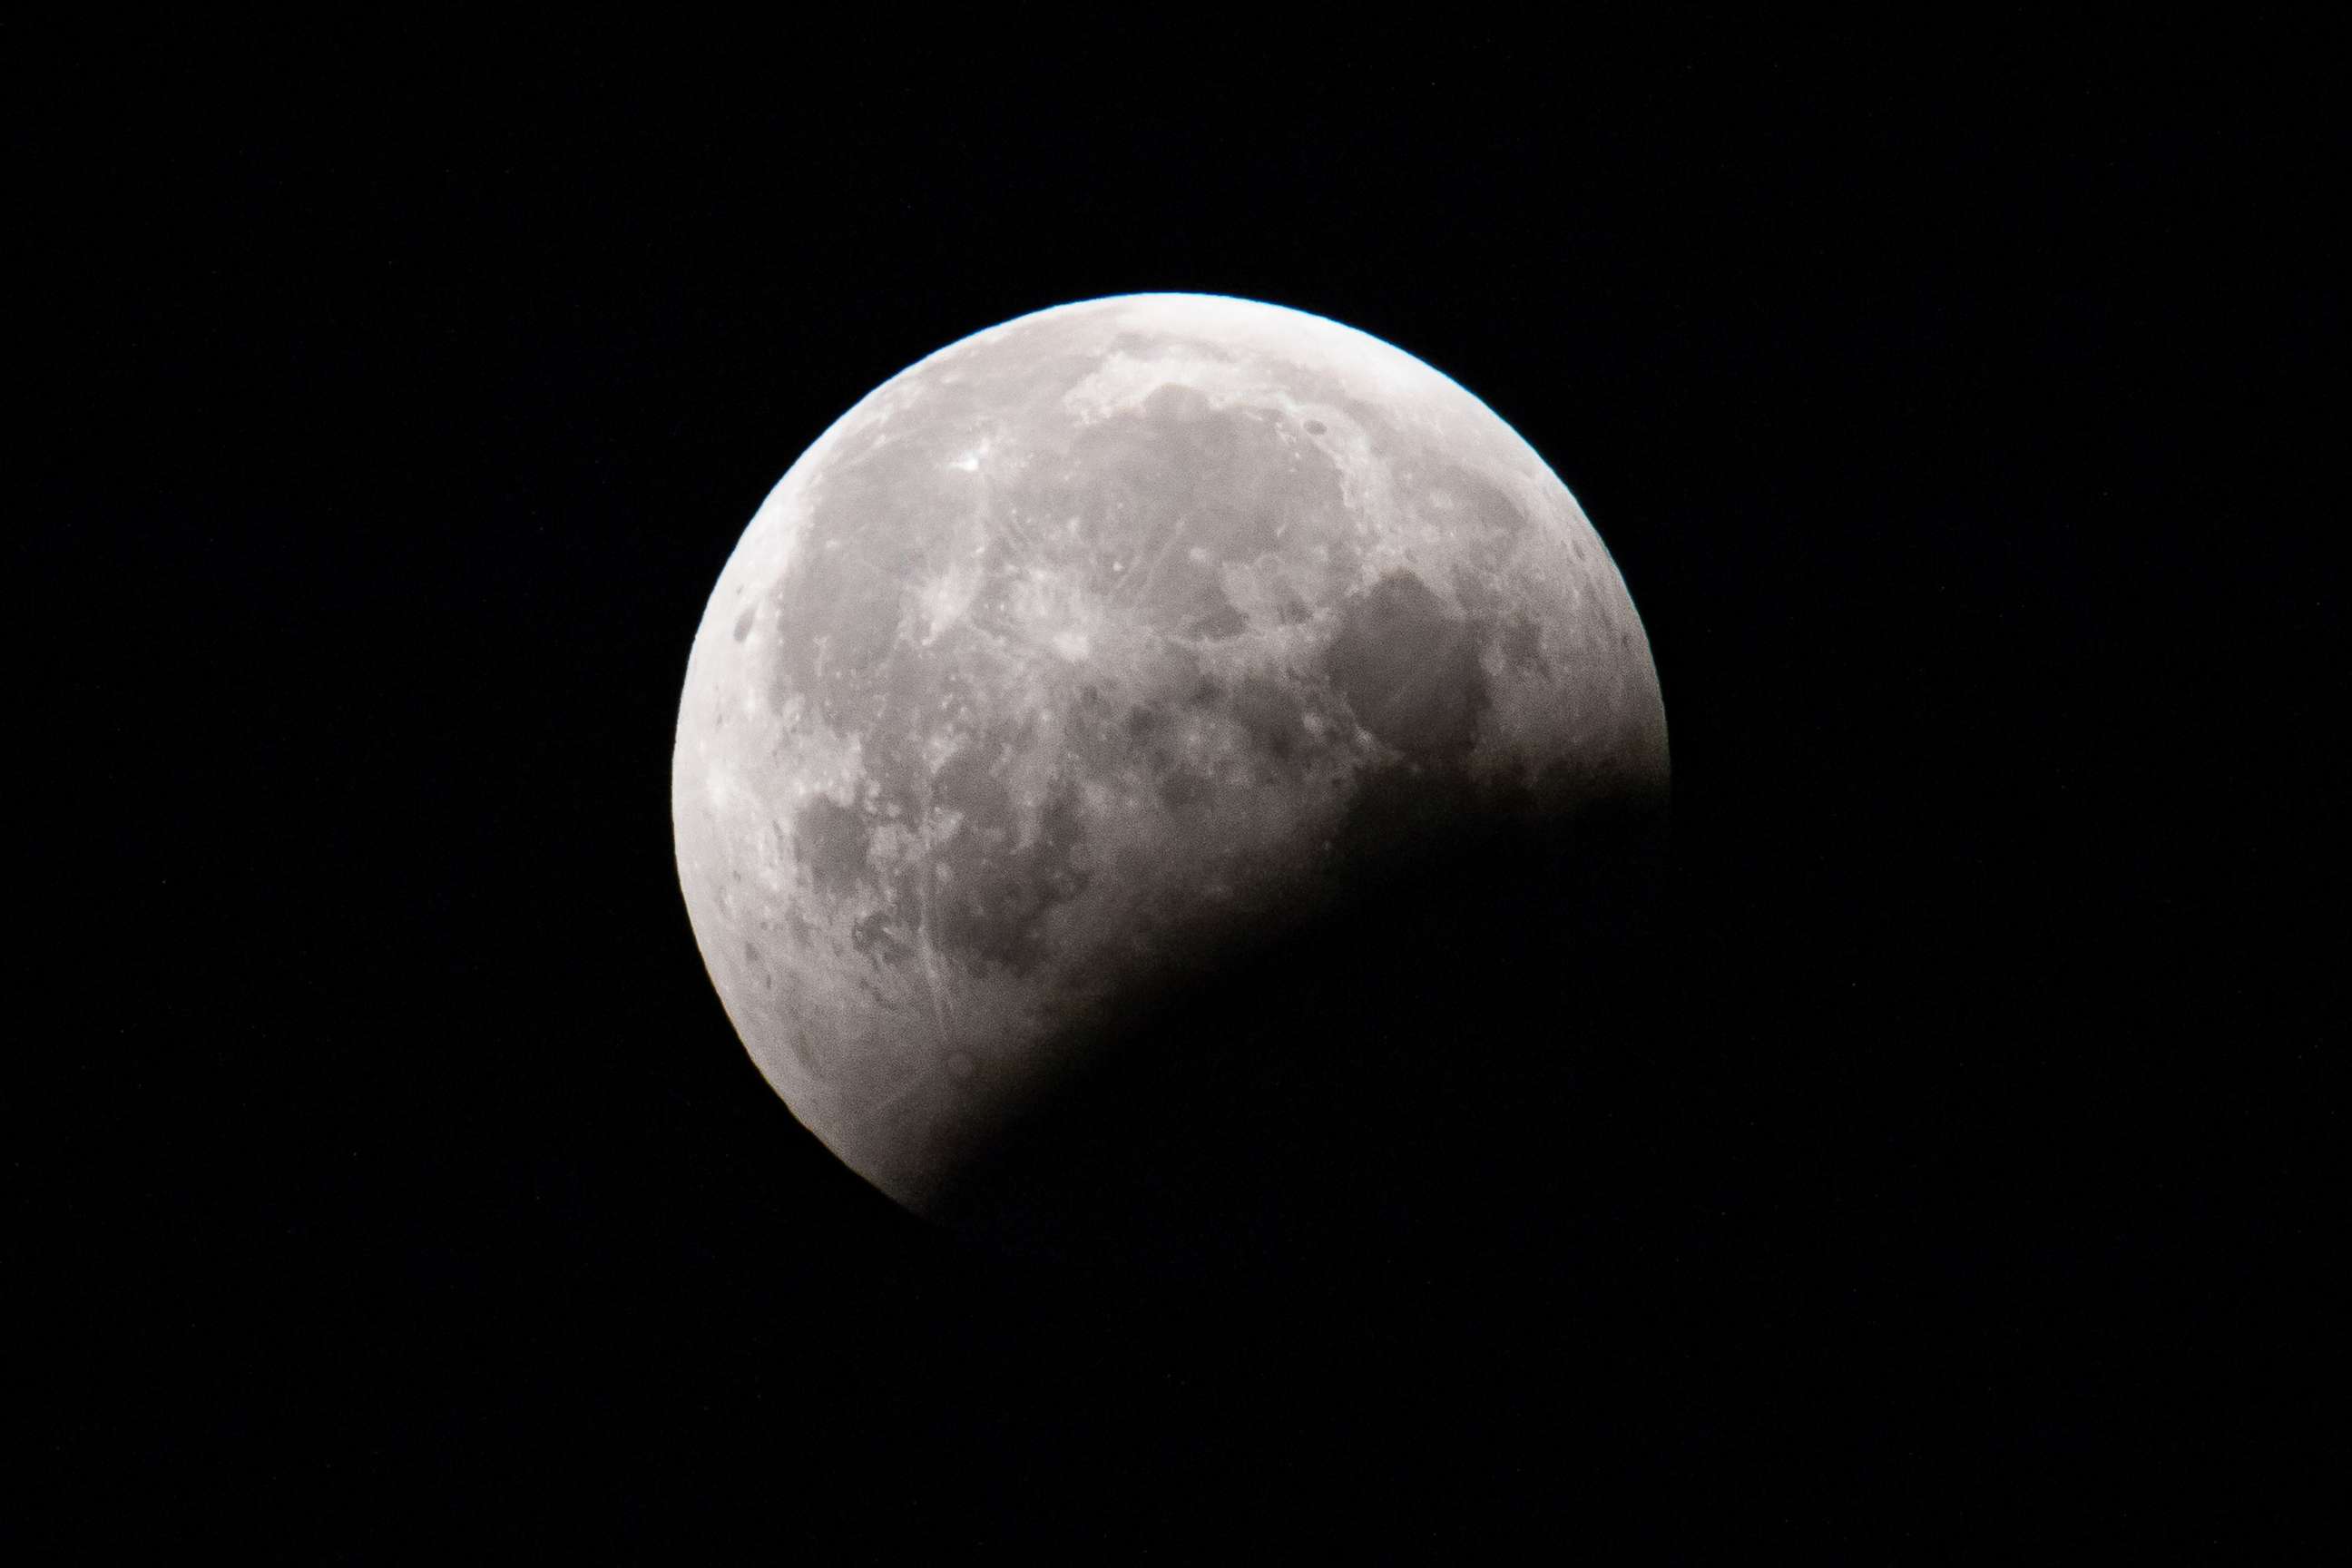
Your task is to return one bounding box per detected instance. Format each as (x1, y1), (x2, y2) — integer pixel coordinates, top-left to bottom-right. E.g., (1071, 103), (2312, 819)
(23, 20), (2336, 1555)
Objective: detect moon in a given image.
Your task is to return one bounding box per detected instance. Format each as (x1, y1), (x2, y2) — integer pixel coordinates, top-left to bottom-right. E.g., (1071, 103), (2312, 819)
(673, 293), (1668, 1225)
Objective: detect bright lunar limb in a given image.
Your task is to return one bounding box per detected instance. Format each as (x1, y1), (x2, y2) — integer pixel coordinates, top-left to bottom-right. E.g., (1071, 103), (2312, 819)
(672, 294), (1668, 1220)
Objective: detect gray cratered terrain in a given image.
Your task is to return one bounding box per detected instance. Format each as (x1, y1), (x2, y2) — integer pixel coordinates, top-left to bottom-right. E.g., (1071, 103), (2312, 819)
(673, 294), (1668, 1223)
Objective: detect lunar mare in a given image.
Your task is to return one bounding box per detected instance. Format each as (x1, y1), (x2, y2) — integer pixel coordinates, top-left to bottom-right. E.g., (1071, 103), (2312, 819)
(673, 294), (1668, 1217)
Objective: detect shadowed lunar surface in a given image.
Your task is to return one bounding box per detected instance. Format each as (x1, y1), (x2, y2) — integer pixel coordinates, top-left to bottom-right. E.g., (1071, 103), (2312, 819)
(674, 294), (1668, 1240)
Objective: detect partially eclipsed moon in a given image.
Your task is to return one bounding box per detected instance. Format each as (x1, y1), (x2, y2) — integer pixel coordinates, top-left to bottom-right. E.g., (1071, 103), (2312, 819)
(673, 294), (1668, 1219)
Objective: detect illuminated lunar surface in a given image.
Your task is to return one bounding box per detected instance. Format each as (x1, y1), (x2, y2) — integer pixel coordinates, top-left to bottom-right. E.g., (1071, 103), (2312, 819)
(673, 293), (1668, 1220)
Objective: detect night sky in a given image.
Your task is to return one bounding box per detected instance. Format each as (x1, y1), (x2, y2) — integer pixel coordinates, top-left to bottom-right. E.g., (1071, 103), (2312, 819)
(24, 22), (2333, 1555)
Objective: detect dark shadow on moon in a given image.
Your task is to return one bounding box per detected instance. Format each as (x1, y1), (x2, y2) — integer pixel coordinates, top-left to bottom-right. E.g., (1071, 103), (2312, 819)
(931, 781), (1671, 1294)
